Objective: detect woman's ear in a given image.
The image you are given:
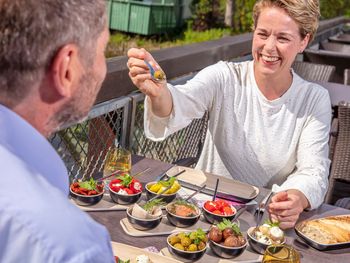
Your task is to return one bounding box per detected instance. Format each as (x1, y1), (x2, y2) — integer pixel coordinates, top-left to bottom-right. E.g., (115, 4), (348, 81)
(299, 33), (310, 53)
(50, 44), (81, 98)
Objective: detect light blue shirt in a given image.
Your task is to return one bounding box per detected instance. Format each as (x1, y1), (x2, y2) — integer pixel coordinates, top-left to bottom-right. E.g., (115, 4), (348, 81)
(0, 105), (114, 263)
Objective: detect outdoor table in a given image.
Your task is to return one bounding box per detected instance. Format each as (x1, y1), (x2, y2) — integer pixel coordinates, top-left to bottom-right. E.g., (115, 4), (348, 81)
(89, 155), (350, 263)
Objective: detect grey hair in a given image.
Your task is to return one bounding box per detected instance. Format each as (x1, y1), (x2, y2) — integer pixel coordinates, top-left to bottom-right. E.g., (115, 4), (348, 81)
(0, 0), (106, 105)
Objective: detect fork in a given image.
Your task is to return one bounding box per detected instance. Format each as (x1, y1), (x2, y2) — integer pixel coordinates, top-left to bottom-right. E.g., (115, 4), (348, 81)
(144, 60), (166, 82)
(254, 190), (273, 229)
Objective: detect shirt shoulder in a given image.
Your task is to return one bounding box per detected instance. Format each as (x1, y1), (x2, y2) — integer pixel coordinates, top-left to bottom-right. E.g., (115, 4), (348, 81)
(0, 150), (113, 263)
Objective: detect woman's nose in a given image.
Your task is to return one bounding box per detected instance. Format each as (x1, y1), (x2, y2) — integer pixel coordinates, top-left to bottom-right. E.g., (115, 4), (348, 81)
(264, 36), (277, 52)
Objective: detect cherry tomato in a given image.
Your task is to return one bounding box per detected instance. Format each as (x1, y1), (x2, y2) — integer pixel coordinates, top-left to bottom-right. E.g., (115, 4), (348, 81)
(130, 179), (142, 193)
(223, 206), (234, 215)
(124, 188), (134, 195)
(109, 180), (123, 192)
(212, 210), (222, 215)
(204, 201), (218, 212)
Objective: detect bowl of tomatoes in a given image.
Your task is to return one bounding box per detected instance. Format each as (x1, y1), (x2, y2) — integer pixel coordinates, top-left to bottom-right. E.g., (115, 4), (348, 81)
(108, 173), (142, 205)
(202, 199), (237, 224)
(70, 178), (104, 206)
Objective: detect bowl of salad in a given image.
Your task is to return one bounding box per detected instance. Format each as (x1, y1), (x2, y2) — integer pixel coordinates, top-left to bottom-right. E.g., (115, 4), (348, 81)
(70, 178), (104, 206)
(109, 173), (142, 205)
(202, 199), (237, 224)
(247, 221), (285, 254)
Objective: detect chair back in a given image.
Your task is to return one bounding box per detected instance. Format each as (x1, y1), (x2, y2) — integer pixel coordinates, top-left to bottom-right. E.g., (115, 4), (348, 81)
(325, 103), (350, 204)
(303, 48), (350, 83)
(319, 41), (350, 54)
(291, 61), (335, 82)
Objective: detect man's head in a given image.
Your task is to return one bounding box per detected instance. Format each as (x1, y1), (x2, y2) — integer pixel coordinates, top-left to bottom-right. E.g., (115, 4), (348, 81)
(0, 0), (109, 136)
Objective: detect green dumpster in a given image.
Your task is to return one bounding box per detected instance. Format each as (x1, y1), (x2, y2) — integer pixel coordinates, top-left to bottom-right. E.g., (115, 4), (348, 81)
(110, 0), (182, 35)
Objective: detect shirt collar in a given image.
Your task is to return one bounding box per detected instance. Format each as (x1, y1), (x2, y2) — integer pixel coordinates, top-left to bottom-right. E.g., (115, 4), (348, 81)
(0, 104), (68, 195)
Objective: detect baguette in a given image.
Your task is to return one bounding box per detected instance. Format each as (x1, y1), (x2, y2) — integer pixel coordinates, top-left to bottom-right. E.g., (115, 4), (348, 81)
(298, 215), (350, 244)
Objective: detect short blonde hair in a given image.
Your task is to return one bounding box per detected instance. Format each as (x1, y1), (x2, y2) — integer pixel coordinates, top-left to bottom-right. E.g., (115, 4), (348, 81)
(252, 0), (320, 43)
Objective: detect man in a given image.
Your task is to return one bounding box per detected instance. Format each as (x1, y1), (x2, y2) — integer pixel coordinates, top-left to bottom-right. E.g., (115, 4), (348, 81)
(0, 0), (114, 262)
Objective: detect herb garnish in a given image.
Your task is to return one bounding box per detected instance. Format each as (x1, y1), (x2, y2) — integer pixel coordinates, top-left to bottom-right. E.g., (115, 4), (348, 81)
(189, 228), (207, 245)
(78, 178), (98, 191)
(141, 198), (166, 212)
(264, 219), (280, 227)
(217, 218), (241, 235)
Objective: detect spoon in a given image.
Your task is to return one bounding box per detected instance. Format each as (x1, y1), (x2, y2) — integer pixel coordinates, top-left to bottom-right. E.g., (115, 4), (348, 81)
(185, 184), (207, 201)
(144, 60), (166, 82)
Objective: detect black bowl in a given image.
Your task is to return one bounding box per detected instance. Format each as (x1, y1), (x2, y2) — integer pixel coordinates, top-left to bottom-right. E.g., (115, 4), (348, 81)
(69, 186), (104, 206)
(165, 201), (201, 227)
(126, 206), (162, 231)
(145, 182), (178, 203)
(202, 205), (237, 224)
(209, 239), (247, 259)
(108, 186), (142, 205)
(247, 227), (286, 255)
(167, 233), (207, 262)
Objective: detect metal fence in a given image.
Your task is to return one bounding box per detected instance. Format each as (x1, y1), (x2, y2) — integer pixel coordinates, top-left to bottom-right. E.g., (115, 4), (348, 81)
(49, 89), (208, 181)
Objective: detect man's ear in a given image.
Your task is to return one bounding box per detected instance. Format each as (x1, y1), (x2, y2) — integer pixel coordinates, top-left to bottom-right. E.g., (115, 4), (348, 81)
(50, 44), (81, 98)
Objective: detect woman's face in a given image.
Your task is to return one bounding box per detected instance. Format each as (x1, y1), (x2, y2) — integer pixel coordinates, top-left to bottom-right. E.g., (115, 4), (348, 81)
(252, 6), (309, 78)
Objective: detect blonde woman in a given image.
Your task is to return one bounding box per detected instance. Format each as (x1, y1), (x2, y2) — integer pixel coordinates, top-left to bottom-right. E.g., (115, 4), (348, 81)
(127, 0), (330, 229)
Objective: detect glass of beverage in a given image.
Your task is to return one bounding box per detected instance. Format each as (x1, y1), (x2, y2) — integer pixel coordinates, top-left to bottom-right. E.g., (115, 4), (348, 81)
(262, 244), (300, 263)
(103, 147), (131, 184)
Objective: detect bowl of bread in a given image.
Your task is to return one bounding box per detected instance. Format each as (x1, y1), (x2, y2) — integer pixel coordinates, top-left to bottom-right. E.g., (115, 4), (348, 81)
(295, 215), (350, 250)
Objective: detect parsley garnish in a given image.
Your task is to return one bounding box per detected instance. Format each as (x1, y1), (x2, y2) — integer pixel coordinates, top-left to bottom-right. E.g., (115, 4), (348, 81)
(78, 178), (97, 191)
(217, 218), (241, 235)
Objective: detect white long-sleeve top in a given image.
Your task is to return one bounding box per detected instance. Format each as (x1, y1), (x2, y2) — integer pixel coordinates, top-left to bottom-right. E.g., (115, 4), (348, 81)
(144, 60), (332, 209)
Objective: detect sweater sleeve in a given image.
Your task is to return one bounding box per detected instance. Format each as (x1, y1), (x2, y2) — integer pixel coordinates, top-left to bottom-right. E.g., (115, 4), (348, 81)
(272, 89), (332, 209)
(144, 61), (228, 140)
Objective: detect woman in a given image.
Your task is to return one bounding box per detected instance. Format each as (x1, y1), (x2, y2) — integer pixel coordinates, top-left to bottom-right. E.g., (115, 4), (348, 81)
(127, 0), (331, 229)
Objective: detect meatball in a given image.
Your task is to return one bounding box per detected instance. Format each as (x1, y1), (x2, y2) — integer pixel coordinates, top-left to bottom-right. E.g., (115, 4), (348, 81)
(209, 226), (223, 243)
(222, 228), (234, 239)
(224, 235), (240, 247)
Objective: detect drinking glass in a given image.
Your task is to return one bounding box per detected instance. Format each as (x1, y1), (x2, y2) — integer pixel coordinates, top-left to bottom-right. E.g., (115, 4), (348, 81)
(103, 147), (131, 185)
(262, 244), (300, 263)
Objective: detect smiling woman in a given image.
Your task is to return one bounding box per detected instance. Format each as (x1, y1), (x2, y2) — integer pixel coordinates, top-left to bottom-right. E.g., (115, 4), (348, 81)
(127, 0), (331, 230)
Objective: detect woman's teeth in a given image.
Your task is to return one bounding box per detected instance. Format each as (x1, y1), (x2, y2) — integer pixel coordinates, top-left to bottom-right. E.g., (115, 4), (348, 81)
(261, 55), (279, 62)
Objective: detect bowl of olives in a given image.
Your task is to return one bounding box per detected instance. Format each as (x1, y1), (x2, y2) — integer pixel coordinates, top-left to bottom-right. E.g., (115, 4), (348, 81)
(167, 229), (207, 262)
(145, 177), (181, 203)
(208, 219), (247, 259)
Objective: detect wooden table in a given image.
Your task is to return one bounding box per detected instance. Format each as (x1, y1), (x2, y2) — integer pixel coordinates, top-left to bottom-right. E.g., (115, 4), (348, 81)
(89, 156), (350, 262)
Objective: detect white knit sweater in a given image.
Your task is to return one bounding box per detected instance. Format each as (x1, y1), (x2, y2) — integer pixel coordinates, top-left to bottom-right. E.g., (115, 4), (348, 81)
(144, 60), (332, 209)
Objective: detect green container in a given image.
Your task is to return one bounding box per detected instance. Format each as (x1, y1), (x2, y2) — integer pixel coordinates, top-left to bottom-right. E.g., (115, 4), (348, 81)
(106, 0), (112, 26)
(110, 0), (182, 35)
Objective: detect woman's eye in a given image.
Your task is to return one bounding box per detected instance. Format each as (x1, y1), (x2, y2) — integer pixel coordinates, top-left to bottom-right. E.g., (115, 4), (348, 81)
(278, 37), (290, 42)
(257, 33), (268, 39)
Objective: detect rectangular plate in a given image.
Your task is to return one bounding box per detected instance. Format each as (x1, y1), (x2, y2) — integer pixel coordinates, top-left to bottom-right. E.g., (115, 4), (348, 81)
(120, 215), (212, 237)
(294, 214), (350, 251)
(167, 166), (259, 203)
(111, 242), (182, 263)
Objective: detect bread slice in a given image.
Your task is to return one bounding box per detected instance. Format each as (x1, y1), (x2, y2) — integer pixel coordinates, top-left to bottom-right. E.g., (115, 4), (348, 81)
(298, 215), (350, 244)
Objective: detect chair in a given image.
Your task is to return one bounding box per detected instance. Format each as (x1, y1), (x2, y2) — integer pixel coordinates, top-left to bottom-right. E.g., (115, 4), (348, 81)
(291, 61), (335, 82)
(325, 103), (350, 205)
(344, 69), (350, 86)
(303, 48), (350, 83)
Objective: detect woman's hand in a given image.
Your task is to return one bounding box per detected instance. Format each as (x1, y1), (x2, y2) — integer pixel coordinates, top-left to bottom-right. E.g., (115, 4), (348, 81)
(267, 190), (309, 229)
(127, 48), (173, 117)
(127, 48), (167, 98)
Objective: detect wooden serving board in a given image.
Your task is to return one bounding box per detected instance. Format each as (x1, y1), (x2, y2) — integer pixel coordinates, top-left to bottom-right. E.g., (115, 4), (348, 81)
(120, 215), (216, 237)
(168, 166), (259, 203)
(111, 242), (182, 263)
(161, 245), (262, 263)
